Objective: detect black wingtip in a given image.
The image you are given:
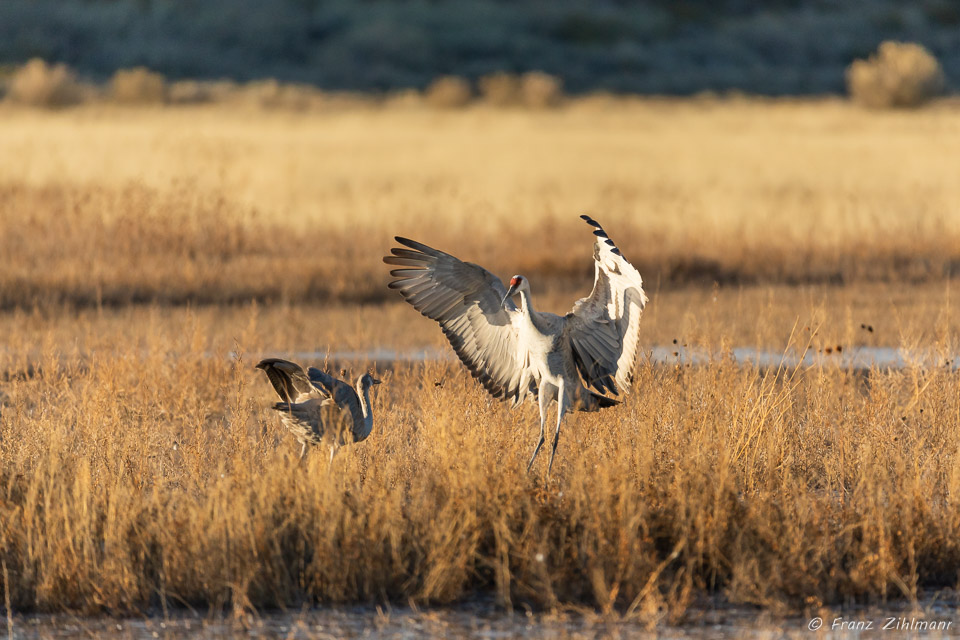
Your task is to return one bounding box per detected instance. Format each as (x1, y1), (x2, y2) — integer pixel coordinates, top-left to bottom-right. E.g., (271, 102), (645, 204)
(581, 214), (601, 228)
(386, 238), (423, 263)
(256, 357), (290, 370)
(393, 237), (421, 251)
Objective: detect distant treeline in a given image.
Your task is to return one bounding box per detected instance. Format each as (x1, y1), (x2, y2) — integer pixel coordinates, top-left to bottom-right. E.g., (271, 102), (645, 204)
(1, 0), (958, 94)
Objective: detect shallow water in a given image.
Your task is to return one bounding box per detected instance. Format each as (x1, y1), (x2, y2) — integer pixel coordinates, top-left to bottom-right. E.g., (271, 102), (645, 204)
(276, 344), (958, 372)
(12, 598), (960, 639)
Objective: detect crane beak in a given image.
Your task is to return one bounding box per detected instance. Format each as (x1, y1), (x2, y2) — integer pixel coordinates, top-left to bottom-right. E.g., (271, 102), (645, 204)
(501, 283), (519, 308)
(371, 378), (382, 385)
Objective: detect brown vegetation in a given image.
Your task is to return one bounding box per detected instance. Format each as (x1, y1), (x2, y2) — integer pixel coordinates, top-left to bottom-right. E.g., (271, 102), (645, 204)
(479, 72), (520, 106)
(847, 41), (945, 108)
(3, 100), (960, 310)
(520, 71), (563, 108)
(425, 76), (472, 109)
(0, 306), (959, 618)
(6, 59), (83, 108)
(110, 67), (167, 104)
(2, 99), (960, 620)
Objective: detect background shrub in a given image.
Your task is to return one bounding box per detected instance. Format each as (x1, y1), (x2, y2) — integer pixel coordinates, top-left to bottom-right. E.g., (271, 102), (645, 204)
(425, 76), (472, 109)
(520, 71), (563, 108)
(167, 80), (210, 104)
(2, 1), (960, 96)
(7, 58), (82, 107)
(479, 72), (519, 106)
(110, 67), (167, 104)
(846, 41), (945, 108)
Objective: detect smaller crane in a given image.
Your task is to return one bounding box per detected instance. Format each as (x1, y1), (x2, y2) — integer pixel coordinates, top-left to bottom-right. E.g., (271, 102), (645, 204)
(256, 358), (381, 462)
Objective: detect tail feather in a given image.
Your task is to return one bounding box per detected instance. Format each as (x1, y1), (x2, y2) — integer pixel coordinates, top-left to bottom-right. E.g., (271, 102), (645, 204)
(578, 390), (619, 412)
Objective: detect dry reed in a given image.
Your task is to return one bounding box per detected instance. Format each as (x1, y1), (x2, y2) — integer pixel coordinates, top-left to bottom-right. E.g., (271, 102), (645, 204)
(0, 309), (959, 618)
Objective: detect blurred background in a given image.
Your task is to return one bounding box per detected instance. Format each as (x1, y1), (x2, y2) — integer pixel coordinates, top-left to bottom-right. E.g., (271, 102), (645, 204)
(0, 0), (956, 99)
(0, 0), (957, 324)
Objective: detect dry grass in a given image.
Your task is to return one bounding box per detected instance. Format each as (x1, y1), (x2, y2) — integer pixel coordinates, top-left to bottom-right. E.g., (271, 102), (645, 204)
(2, 98), (960, 619)
(1, 302), (959, 618)
(4, 99), (960, 309)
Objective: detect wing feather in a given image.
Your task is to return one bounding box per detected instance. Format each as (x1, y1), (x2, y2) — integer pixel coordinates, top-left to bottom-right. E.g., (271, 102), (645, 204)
(564, 216), (647, 393)
(256, 358), (327, 403)
(384, 237), (530, 403)
(308, 368), (360, 415)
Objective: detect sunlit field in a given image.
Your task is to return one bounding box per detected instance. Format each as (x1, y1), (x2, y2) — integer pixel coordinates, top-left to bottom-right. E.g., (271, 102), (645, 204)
(2, 99), (960, 624)
(4, 98), (960, 308)
(2, 305), (960, 624)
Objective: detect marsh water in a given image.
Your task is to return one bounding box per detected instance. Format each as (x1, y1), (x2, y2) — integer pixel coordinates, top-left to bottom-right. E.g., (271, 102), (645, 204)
(294, 344), (957, 372)
(12, 597), (960, 639)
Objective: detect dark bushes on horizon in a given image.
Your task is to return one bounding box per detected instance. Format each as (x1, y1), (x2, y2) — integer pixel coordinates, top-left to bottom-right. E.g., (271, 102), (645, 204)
(0, 0), (958, 96)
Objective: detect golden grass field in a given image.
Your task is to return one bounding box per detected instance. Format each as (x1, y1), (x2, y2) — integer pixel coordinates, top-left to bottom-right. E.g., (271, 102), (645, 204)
(4, 98), (960, 309)
(2, 99), (960, 625)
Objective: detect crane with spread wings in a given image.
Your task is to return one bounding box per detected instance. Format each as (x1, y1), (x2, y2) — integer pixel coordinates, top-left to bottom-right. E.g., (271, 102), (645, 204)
(384, 215), (647, 473)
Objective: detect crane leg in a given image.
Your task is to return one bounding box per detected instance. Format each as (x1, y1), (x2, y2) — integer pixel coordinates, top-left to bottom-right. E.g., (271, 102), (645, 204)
(527, 390), (549, 472)
(547, 382), (569, 476)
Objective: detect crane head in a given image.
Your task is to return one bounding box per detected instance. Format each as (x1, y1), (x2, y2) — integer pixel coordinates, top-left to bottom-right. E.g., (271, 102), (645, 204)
(359, 372), (382, 389)
(501, 275), (525, 308)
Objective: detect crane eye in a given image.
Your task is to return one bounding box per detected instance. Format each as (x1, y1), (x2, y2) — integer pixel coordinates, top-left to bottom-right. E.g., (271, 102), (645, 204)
(510, 276), (522, 286)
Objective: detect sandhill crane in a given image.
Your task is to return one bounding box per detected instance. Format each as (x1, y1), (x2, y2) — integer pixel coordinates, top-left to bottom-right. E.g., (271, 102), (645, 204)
(384, 215), (646, 473)
(256, 358), (381, 462)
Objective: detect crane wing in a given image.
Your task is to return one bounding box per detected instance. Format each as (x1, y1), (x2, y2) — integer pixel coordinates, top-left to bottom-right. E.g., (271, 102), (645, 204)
(307, 367), (363, 424)
(564, 215), (647, 395)
(272, 397), (354, 445)
(384, 237), (532, 406)
(256, 358), (328, 403)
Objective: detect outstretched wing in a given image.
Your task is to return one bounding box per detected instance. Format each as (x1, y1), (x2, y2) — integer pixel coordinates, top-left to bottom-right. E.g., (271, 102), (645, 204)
(256, 358), (327, 403)
(564, 215), (647, 395)
(308, 368), (363, 423)
(384, 237), (532, 405)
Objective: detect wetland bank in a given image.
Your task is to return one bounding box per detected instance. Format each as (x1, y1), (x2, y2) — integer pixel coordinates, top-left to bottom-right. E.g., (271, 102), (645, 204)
(2, 99), (960, 633)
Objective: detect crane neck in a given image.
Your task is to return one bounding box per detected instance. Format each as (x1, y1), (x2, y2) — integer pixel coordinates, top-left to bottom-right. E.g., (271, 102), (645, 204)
(518, 288), (535, 315)
(517, 288), (551, 334)
(354, 382), (374, 440)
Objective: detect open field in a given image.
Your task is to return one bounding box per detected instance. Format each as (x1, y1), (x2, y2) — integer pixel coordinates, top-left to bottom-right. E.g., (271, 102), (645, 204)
(3, 99), (960, 625)
(4, 99), (960, 309)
